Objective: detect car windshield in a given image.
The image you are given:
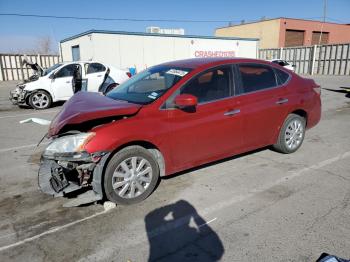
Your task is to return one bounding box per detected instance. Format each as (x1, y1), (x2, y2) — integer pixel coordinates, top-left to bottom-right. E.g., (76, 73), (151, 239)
(43, 63), (63, 76)
(107, 65), (191, 104)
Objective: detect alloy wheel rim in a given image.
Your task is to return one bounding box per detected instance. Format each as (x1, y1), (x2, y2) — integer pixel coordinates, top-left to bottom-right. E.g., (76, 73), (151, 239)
(112, 156), (153, 199)
(285, 119), (304, 150)
(32, 93), (49, 108)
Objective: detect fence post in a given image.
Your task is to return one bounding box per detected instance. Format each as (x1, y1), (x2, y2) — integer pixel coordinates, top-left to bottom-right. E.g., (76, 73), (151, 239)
(280, 47), (283, 59)
(0, 54), (3, 81)
(311, 45), (317, 75)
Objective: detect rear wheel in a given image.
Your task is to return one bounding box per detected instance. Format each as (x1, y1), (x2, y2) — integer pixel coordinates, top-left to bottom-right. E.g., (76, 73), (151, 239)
(104, 83), (119, 95)
(104, 146), (160, 205)
(273, 114), (306, 154)
(29, 90), (52, 110)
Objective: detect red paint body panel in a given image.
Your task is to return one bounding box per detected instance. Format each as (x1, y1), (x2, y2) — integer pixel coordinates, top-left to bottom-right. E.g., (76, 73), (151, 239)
(48, 92), (141, 137)
(49, 58), (321, 176)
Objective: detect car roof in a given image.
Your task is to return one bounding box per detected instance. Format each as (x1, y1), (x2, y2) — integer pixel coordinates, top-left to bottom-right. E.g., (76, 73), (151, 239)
(160, 57), (271, 69)
(60, 61), (104, 65)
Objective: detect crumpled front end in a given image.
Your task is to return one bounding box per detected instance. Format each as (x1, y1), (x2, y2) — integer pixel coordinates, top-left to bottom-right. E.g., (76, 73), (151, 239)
(38, 149), (110, 206)
(9, 85), (31, 105)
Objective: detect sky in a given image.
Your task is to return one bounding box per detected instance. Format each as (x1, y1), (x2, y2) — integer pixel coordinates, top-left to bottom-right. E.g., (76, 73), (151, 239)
(0, 0), (349, 53)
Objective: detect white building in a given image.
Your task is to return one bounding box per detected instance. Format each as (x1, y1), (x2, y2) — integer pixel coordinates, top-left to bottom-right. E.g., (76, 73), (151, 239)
(60, 30), (259, 72)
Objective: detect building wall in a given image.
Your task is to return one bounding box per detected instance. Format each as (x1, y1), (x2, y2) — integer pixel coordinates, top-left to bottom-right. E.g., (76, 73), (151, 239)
(279, 18), (350, 47)
(60, 32), (258, 71)
(215, 19), (280, 49)
(215, 18), (350, 49)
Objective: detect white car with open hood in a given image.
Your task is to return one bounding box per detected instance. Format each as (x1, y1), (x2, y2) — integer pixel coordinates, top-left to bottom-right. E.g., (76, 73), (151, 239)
(10, 61), (131, 109)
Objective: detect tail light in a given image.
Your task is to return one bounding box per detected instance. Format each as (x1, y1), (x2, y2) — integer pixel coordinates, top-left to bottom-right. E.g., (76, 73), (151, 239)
(313, 84), (321, 95)
(126, 72), (132, 78)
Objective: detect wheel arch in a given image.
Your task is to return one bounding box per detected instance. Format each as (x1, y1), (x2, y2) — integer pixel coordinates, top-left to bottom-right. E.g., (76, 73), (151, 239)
(105, 140), (166, 178)
(290, 109), (308, 126)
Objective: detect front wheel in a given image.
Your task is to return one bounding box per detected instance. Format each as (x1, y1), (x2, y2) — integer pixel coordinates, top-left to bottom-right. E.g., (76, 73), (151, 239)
(29, 90), (52, 110)
(104, 146), (160, 205)
(273, 114), (306, 154)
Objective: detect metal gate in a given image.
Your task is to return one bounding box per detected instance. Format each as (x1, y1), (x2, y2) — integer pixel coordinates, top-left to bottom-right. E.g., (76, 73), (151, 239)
(258, 43), (350, 75)
(0, 53), (61, 81)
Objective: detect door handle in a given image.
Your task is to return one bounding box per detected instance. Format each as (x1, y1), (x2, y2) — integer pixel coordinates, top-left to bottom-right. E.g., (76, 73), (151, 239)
(224, 109), (240, 116)
(97, 75), (102, 77)
(66, 81), (71, 83)
(276, 98), (289, 104)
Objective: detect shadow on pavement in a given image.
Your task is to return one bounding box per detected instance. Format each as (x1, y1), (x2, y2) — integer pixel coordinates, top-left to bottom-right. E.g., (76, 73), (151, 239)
(323, 87), (350, 98)
(145, 200), (224, 262)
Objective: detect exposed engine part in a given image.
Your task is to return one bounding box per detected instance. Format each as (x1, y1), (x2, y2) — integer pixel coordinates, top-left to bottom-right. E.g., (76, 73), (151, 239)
(50, 164), (69, 193)
(57, 160), (78, 170)
(77, 163), (96, 187)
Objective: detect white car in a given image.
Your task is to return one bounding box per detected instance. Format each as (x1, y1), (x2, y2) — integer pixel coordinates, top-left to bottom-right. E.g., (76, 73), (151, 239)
(268, 59), (295, 72)
(10, 61), (130, 109)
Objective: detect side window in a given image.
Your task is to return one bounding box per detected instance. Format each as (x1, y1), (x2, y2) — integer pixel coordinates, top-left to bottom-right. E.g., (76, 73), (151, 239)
(55, 64), (79, 78)
(275, 68), (290, 85)
(87, 63), (106, 74)
(180, 67), (231, 103)
(238, 64), (277, 93)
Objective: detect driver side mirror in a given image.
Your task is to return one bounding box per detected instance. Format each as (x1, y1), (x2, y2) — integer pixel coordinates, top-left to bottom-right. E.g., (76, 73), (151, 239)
(174, 94), (198, 109)
(49, 73), (55, 79)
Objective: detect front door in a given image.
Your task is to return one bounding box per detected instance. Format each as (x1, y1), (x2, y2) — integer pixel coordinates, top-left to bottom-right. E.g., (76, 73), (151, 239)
(164, 66), (243, 171)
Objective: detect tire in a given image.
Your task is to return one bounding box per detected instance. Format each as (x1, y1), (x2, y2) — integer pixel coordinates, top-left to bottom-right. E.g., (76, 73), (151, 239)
(104, 83), (119, 95)
(273, 114), (306, 154)
(104, 146), (160, 205)
(29, 90), (52, 110)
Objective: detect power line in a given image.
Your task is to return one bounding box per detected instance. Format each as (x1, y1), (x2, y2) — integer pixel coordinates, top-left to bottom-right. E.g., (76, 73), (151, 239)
(0, 13), (240, 23)
(1, 13), (347, 25)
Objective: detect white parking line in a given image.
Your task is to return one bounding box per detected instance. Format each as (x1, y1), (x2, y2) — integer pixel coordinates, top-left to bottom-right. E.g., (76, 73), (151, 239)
(0, 150), (349, 252)
(0, 210), (109, 252)
(0, 110), (58, 120)
(0, 143), (48, 153)
(199, 151), (350, 217)
(198, 217), (217, 228)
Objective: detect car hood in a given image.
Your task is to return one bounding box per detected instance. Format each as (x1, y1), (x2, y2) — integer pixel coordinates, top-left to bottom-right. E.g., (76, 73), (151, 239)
(22, 58), (44, 76)
(48, 92), (142, 137)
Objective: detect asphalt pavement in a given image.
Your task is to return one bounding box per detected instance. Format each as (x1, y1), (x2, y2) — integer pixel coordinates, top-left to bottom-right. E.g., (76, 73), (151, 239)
(0, 76), (349, 262)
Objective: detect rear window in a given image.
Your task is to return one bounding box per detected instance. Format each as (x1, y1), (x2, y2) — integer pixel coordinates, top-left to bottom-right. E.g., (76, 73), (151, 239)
(238, 64), (277, 93)
(86, 63), (106, 74)
(275, 68), (290, 85)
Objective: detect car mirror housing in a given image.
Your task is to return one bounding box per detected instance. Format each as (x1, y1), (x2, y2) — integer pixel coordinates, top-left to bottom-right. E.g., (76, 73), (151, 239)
(174, 94), (198, 109)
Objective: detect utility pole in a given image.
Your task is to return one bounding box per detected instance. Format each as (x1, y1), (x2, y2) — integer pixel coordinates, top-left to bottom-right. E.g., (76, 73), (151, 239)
(318, 0), (327, 46)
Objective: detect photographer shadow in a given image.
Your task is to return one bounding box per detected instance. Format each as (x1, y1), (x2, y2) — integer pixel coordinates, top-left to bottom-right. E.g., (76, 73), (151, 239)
(145, 200), (224, 262)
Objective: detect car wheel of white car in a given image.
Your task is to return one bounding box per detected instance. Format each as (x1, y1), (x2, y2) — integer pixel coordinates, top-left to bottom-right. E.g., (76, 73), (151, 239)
(29, 90), (52, 110)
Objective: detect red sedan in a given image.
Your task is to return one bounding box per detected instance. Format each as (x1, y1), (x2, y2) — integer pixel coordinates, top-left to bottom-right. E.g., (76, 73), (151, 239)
(39, 58), (321, 205)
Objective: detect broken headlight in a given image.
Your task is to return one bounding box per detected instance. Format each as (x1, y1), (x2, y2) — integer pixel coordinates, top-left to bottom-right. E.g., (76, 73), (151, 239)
(44, 132), (95, 158)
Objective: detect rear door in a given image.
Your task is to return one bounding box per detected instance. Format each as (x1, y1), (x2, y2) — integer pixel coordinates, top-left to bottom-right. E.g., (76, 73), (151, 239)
(235, 63), (290, 149)
(51, 64), (80, 100)
(163, 65), (244, 170)
(85, 63), (107, 92)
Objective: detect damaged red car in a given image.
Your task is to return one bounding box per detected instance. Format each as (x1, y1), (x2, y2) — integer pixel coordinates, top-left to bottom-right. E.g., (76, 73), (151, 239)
(39, 58), (321, 205)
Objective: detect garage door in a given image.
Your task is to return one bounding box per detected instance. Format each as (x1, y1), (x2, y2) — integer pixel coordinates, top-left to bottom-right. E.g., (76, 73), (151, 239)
(285, 30), (305, 47)
(311, 31), (329, 45)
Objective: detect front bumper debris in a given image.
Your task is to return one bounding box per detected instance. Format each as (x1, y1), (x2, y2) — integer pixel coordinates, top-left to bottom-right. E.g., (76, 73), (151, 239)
(38, 152), (110, 206)
(9, 87), (29, 105)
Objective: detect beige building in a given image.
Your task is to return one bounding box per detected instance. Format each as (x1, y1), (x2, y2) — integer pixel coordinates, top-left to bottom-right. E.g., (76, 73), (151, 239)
(215, 17), (350, 49)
